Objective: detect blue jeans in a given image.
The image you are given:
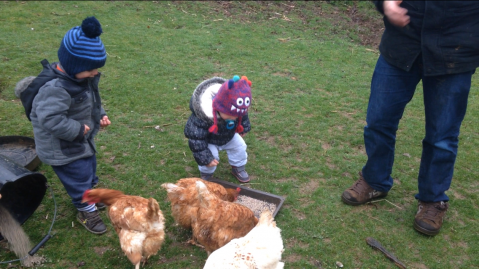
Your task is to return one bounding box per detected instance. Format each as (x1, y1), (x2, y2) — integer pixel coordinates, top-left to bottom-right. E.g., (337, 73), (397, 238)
(52, 155), (99, 209)
(363, 55), (473, 202)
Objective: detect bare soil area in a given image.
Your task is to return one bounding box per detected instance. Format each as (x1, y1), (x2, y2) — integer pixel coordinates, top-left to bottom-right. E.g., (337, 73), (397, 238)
(206, 1), (384, 49)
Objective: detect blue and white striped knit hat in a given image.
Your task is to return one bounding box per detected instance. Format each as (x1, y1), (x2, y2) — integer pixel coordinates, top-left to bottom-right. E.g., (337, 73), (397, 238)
(57, 16), (107, 77)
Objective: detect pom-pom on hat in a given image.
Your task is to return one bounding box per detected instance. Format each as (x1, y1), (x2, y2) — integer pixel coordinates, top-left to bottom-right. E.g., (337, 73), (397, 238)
(57, 16), (107, 77)
(209, 75), (252, 134)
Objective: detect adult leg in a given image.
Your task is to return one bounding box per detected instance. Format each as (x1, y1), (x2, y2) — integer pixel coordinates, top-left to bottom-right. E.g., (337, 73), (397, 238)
(342, 55), (421, 205)
(362, 55), (421, 192)
(416, 71), (473, 202)
(413, 70), (473, 236)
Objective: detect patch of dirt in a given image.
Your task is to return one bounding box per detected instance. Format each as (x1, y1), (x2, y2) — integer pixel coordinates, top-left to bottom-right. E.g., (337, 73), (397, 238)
(94, 246), (109, 256)
(283, 253), (303, 263)
(299, 179), (320, 195)
(285, 237), (309, 249)
(205, 1), (383, 49)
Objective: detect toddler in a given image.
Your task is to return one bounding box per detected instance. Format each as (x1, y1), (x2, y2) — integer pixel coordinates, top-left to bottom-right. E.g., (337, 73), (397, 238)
(184, 75), (252, 182)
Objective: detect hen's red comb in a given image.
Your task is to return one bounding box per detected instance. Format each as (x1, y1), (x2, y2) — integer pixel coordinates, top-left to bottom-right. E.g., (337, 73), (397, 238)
(82, 189), (93, 204)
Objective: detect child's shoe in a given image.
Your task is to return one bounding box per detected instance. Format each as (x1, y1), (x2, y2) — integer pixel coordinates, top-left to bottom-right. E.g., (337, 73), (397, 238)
(231, 166), (250, 183)
(77, 210), (107, 235)
(200, 172), (214, 181)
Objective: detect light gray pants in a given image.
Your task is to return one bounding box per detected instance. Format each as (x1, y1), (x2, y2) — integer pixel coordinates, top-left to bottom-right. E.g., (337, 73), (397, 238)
(199, 133), (248, 174)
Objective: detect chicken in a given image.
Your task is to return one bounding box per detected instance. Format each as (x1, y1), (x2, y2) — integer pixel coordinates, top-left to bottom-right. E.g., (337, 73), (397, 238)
(82, 189), (165, 269)
(203, 210), (284, 269)
(193, 181), (258, 255)
(161, 178), (240, 229)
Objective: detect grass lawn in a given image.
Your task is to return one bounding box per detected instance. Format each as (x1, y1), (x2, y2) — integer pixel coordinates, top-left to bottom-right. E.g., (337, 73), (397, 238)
(0, 1), (477, 268)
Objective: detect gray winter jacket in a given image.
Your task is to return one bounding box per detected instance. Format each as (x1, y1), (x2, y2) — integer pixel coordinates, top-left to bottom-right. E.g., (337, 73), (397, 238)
(30, 62), (106, 166)
(184, 77), (251, 166)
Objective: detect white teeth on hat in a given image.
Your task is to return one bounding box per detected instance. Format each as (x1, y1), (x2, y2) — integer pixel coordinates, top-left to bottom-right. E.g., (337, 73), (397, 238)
(231, 105), (236, 111)
(237, 109), (240, 113)
(241, 109), (245, 113)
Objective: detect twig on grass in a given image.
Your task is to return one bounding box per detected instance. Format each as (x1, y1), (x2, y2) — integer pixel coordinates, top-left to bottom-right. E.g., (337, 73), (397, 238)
(360, 212), (385, 223)
(142, 123), (175, 128)
(370, 199), (403, 210)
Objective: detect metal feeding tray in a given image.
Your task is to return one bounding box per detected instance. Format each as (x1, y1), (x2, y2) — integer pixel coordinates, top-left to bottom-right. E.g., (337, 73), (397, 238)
(209, 178), (285, 218)
(0, 136), (40, 171)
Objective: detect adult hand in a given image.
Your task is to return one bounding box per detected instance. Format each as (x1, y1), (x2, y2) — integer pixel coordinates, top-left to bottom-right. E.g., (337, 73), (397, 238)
(384, 0), (410, 27)
(206, 159), (219, 167)
(100, 115), (111, 127)
(84, 124), (91, 135)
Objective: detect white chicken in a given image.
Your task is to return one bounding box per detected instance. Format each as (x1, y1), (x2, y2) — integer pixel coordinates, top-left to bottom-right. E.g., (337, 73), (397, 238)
(203, 210), (284, 269)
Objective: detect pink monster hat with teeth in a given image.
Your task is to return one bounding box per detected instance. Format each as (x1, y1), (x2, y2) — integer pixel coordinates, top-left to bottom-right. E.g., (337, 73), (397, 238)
(209, 75), (252, 134)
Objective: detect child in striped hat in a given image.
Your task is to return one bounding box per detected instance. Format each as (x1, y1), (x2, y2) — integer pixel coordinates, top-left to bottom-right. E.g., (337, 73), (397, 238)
(184, 75), (253, 183)
(26, 16), (111, 234)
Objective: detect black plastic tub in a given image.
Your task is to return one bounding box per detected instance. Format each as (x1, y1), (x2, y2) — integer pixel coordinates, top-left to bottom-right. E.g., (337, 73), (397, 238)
(209, 178), (285, 217)
(0, 154), (47, 241)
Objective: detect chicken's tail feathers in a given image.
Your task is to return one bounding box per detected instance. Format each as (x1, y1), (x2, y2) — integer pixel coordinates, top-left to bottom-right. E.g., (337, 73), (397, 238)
(161, 183), (181, 192)
(146, 197), (161, 220)
(196, 181), (213, 208)
(258, 210), (276, 227)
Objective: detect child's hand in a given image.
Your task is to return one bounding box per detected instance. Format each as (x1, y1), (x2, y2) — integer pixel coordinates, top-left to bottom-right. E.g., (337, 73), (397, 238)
(240, 133), (246, 137)
(100, 115), (111, 127)
(206, 159), (219, 167)
(84, 124), (91, 135)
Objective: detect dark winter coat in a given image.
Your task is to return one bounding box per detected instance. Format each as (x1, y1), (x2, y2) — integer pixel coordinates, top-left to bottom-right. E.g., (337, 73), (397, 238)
(373, 1), (479, 76)
(30, 62), (106, 166)
(184, 77), (251, 166)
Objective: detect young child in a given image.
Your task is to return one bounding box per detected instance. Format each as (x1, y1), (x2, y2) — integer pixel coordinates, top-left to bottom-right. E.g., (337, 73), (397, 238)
(184, 75), (252, 183)
(20, 17), (110, 234)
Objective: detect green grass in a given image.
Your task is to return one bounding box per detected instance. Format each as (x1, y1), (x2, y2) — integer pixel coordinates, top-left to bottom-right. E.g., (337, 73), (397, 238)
(1, 1), (478, 268)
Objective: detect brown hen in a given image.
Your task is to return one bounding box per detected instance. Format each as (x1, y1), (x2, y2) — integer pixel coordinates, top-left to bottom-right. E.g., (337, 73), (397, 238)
(193, 180), (258, 255)
(161, 177), (240, 229)
(82, 189), (165, 269)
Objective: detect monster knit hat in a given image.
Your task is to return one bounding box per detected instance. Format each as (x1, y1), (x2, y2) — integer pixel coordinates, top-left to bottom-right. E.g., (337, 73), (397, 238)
(57, 16), (107, 77)
(209, 75), (252, 134)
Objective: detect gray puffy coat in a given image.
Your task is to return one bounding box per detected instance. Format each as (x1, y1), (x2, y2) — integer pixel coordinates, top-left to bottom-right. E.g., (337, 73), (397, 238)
(30, 62), (106, 166)
(184, 77), (251, 166)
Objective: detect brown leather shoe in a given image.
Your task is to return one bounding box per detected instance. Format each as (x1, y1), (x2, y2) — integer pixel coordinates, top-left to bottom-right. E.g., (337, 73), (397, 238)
(414, 201), (448, 236)
(341, 172), (388, 205)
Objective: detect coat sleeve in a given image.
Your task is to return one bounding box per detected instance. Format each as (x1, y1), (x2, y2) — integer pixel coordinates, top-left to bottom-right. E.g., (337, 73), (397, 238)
(34, 85), (83, 142)
(241, 113), (251, 134)
(184, 114), (215, 166)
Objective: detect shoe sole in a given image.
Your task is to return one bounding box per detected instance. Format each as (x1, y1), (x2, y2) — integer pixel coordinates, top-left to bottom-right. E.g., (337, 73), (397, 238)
(231, 171), (250, 183)
(413, 220), (440, 236)
(76, 216), (107, 235)
(341, 193), (388, 206)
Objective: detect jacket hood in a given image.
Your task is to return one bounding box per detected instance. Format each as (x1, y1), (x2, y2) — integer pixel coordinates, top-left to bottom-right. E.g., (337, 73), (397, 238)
(190, 77), (227, 122)
(14, 62), (88, 98)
